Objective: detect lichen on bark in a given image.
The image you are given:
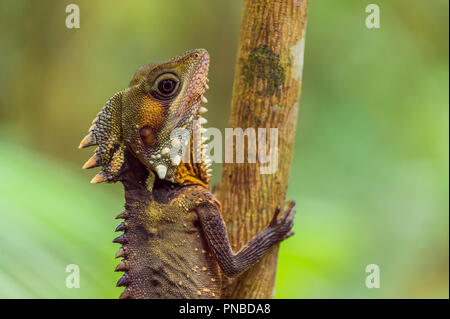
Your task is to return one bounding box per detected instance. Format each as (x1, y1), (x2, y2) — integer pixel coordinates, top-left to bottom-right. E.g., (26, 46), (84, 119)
(242, 45), (285, 96)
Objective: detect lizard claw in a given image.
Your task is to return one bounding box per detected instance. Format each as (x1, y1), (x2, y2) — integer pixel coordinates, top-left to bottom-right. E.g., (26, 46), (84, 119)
(268, 200), (296, 242)
(282, 201), (296, 223)
(269, 205), (282, 227)
(285, 231), (295, 240)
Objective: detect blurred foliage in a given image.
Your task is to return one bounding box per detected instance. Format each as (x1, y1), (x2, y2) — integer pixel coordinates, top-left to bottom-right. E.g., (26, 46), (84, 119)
(0, 0), (448, 298)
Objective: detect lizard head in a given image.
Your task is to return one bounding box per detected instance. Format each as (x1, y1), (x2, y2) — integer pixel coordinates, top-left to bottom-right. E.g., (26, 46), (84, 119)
(79, 49), (211, 186)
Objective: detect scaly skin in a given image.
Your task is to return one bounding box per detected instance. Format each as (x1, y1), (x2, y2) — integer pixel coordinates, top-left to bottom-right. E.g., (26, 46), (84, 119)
(79, 49), (296, 299)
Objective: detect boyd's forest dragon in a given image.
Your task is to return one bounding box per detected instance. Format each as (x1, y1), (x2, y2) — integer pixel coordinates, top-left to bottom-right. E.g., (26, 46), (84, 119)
(79, 49), (296, 299)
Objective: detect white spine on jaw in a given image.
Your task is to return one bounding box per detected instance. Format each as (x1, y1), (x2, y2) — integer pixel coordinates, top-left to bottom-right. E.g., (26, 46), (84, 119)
(155, 164), (167, 179)
(161, 147), (170, 156)
(171, 138), (181, 148)
(171, 155), (181, 166)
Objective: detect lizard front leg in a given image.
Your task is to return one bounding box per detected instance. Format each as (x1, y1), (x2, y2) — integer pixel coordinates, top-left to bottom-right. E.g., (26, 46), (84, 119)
(196, 201), (296, 277)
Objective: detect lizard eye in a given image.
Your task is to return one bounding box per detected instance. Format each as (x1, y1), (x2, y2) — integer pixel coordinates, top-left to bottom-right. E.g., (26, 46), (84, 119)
(152, 73), (180, 100)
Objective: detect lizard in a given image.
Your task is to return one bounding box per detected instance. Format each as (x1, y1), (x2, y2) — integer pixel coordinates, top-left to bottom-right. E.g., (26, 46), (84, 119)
(78, 49), (296, 299)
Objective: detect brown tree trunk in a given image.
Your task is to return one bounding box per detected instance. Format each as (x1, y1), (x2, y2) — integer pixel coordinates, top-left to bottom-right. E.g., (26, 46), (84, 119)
(215, 0), (308, 298)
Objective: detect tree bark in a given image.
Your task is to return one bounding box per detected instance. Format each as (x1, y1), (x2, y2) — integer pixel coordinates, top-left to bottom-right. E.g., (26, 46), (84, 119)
(215, 0), (308, 298)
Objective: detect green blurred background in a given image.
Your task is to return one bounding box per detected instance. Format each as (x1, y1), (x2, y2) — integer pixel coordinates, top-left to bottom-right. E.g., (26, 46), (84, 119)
(0, 0), (448, 298)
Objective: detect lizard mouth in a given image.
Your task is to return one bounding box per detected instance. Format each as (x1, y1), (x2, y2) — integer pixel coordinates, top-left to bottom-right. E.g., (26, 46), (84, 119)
(181, 52), (210, 170)
(179, 51), (210, 129)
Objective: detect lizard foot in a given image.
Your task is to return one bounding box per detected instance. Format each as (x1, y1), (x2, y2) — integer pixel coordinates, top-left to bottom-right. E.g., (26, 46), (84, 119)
(269, 200), (296, 242)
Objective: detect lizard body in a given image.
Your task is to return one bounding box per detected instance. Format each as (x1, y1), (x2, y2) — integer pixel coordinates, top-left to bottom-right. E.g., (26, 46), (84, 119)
(79, 49), (296, 299)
